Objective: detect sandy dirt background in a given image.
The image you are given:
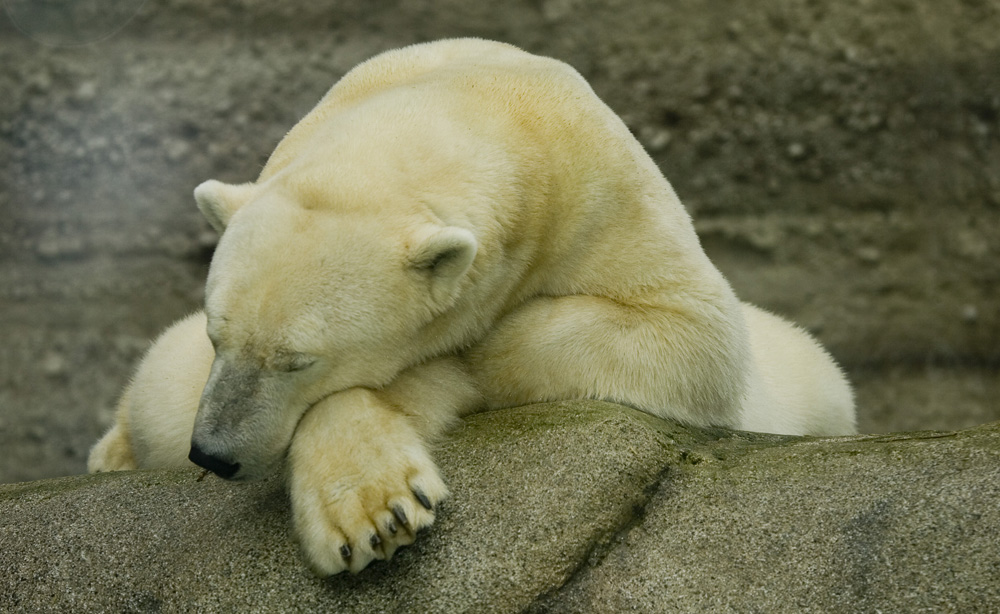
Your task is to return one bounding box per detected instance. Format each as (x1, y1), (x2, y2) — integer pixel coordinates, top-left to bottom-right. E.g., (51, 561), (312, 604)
(1, 0), (997, 484)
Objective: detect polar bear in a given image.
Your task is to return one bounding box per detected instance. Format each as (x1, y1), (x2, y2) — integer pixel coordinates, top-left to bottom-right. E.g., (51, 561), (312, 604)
(89, 38), (855, 575)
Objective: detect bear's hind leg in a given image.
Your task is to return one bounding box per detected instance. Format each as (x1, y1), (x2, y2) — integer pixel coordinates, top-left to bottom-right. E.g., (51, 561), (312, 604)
(88, 311), (215, 472)
(88, 412), (138, 473)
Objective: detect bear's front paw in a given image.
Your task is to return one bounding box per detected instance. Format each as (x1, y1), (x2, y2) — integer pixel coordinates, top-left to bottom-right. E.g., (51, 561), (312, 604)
(289, 441), (448, 576)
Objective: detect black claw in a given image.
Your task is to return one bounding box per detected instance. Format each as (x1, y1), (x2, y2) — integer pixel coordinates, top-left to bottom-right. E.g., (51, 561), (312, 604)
(414, 488), (433, 511)
(370, 533), (381, 548)
(340, 544), (351, 560)
(386, 520), (398, 535)
(393, 504), (408, 527)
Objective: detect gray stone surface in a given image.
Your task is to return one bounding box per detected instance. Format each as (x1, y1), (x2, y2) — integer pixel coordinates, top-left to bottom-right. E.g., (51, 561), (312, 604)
(2, 402), (998, 613)
(535, 416), (1000, 613)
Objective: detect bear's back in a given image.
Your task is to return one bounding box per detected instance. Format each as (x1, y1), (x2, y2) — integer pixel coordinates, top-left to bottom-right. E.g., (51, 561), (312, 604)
(259, 39), (599, 182)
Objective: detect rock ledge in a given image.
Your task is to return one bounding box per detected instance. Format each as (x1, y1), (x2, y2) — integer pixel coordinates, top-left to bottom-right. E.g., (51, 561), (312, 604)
(1, 402), (998, 613)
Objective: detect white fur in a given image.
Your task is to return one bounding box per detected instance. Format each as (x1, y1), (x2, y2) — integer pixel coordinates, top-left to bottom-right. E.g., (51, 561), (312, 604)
(89, 38), (855, 575)
(88, 312), (212, 473)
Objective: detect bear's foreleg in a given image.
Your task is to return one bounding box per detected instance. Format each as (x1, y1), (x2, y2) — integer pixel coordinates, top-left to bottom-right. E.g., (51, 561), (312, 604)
(287, 357), (479, 575)
(465, 293), (749, 429)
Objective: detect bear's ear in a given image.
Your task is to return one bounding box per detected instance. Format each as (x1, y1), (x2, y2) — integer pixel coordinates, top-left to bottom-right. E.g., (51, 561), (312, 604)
(408, 226), (478, 307)
(194, 180), (256, 233)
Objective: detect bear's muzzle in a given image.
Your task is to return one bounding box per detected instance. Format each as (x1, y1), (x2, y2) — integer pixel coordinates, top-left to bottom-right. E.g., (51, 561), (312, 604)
(188, 442), (241, 479)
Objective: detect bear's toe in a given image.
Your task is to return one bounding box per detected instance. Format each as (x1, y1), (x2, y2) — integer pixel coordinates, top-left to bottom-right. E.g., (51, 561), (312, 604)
(291, 456), (448, 576)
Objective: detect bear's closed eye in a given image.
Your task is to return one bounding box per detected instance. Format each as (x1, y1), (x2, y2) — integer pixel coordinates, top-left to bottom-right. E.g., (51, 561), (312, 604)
(273, 353), (317, 373)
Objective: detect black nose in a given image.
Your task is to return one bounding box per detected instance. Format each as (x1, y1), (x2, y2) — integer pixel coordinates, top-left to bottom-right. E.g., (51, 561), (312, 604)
(189, 443), (241, 479)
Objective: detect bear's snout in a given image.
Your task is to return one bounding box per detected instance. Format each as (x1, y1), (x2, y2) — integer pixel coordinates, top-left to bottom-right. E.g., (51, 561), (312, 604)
(189, 442), (241, 479)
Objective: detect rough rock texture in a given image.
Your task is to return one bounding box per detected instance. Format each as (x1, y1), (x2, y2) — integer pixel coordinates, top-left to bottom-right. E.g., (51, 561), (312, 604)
(1, 0), (999, 483)
(2, 402), (998, 613)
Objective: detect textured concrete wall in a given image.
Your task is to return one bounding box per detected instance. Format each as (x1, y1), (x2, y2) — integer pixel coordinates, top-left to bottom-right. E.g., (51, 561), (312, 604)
(1, 0), (999, 482)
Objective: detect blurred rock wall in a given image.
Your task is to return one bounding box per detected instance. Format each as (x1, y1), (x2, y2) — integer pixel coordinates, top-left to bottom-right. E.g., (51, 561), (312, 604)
(1, 0), (998, 483)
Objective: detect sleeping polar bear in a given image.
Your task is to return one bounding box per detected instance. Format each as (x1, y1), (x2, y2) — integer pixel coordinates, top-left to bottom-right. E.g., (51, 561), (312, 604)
(89, 38), (855, 575)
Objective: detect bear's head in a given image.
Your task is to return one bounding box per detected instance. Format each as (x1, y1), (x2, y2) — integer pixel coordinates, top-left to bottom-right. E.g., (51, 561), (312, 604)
(187, 178), (478, 480)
